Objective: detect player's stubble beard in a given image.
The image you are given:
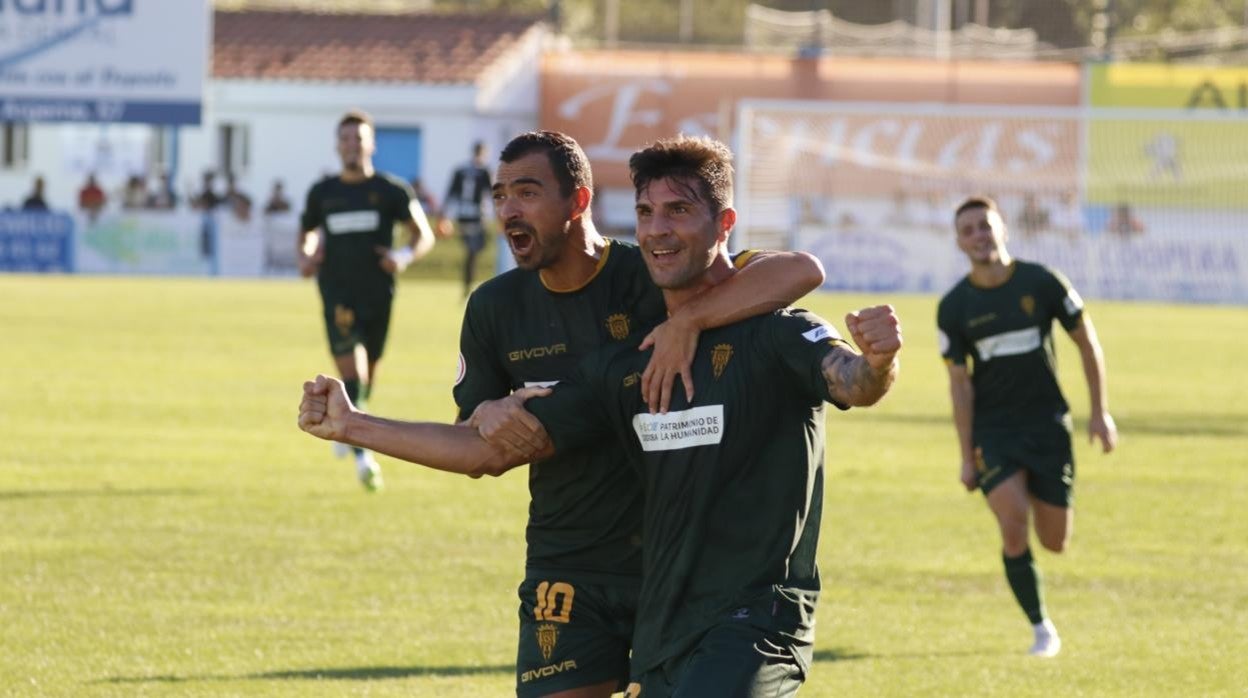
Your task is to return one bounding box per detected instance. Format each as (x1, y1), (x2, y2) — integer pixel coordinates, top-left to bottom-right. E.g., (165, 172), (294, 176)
(508, 220), (563, 272)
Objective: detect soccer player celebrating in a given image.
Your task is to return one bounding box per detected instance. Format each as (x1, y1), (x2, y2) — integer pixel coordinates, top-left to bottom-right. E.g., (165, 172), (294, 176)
(299, 135), (903, 696)
(310, 129), (822, 698)
(298, 110), (436, 490)
(459, 131), (827, 697)
(937, 196), (1118, 657)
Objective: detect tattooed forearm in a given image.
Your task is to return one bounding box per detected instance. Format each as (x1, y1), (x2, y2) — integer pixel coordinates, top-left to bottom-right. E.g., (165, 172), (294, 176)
(821, 346), (897, 407)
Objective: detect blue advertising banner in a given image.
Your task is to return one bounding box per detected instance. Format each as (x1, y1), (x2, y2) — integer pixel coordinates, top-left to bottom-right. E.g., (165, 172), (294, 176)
(0, 1), (210, 126)
(0, 212), (74, 272)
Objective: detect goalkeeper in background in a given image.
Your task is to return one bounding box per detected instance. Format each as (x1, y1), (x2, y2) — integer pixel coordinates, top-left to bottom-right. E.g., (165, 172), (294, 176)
(297, 109), (435, 490)
(937, 196), (1118, 657)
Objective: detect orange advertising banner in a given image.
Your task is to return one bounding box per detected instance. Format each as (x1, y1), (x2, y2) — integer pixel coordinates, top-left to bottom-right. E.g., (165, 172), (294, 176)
(738, 103), (1081, 197)
(540, 50), (1080, 187)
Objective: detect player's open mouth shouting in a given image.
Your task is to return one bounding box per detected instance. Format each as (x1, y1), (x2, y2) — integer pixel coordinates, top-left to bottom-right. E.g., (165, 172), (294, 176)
(506, 221), (537, 256)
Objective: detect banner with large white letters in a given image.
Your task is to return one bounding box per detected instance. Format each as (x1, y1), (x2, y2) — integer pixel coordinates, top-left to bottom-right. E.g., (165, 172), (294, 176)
(738, 99), (1248, 305)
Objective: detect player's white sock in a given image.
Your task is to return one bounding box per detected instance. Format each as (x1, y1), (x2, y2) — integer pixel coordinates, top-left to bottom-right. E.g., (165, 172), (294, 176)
(1029, 618), (1061, 657)
(333, 441), (349, 458)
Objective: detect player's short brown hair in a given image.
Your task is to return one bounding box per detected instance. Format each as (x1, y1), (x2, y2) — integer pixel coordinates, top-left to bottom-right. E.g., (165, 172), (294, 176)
(337, 109), (374, 132)
(953, 195), (1001, 225)
(628, 136), (734, 215)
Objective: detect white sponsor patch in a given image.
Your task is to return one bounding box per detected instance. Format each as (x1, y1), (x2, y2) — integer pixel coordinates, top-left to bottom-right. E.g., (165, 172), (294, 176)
(975, 327), (1041, 361)
(523, 381), (559, 389)
(326, 210), (381, 234)
(802, 325), (838, 343)
(454, 353), (466, 386)
(937, 329), (950, 355)
(1063, 289), (1084, 316)
(632, 405), (724, 452)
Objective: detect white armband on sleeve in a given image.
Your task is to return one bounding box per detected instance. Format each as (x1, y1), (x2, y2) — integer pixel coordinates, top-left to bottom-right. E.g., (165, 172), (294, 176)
(387, 247), (415, 270)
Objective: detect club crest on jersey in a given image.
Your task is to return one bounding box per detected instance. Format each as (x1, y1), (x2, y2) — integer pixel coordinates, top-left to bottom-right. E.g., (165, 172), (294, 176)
(1020, 295), (1036, 316)
(623, 372), (642, 388)
(711, 343), (733, 379)
(536, 623), (559, 662)
(333, 305), (354, 337)
(606, 313), (631, 340)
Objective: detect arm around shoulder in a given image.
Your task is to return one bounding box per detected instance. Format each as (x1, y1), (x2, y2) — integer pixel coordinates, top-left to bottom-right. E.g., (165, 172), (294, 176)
(679, 250), (825, 331)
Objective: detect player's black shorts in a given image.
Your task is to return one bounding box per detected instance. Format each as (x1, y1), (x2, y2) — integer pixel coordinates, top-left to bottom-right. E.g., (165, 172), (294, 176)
(459, 219), (486, 253)
(629, 613), (809, 698)
(515, 575), (637, 697)
(973, 415), (1075, 507)
(318, 286), (392, 360)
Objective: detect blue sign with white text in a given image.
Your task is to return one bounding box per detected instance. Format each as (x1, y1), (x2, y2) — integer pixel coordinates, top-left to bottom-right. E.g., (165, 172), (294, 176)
(0, 212), (74, 272)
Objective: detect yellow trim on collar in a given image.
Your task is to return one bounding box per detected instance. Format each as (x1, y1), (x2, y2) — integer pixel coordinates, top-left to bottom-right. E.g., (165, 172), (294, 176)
(733, 249), (759, 269)
(540, 239), (614, 293)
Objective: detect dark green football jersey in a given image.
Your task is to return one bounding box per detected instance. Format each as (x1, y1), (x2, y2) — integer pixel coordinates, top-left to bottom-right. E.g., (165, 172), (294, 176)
(454, 239), (666, 583)
(301, 173), (414, 298)
(937, 260), (1085, 430)
(526, 308), (849, 674)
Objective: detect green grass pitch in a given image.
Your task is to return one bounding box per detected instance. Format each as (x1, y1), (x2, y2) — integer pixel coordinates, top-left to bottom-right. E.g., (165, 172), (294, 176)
(1, 273), (1245, 696)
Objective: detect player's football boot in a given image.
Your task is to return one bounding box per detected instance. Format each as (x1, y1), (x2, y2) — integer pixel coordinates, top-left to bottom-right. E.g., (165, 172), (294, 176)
(355, 452), (384, 492)
(1028, 619), (1061, 657)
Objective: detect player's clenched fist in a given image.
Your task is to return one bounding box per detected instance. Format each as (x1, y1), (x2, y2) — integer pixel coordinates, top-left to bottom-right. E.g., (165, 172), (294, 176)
(845, 305), (903, 371)
(298, 374), (356, 441)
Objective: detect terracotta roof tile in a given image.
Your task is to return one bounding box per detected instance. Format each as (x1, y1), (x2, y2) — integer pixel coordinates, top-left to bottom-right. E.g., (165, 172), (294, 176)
(213, 9), (543, 84)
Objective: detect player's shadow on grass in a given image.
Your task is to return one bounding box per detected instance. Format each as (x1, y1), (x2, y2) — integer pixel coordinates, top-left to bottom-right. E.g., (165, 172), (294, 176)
(0, 487), (204, 500)
(248, 665), (514, 681)
(812, 647), (1011, 661)
(812, 647), (869, 663)
(100, 663), (513, 685)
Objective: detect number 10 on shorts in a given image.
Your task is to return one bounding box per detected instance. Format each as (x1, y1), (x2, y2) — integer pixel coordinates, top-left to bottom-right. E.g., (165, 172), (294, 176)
(534, 581), (575, 623)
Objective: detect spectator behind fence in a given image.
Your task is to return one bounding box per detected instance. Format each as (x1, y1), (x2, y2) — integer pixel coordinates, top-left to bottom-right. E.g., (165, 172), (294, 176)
(192, 170), (223, 210)
(1017, 192), (1051, 236)
(122, 175), (148, 210)
(22, 176), (49, 211)
(224, 172), (253, 221)
(79, 173), (106, 220)
(264, 180), (292, 215)
(1106, 202), (1145, 237)
(147, 172), (178, 210)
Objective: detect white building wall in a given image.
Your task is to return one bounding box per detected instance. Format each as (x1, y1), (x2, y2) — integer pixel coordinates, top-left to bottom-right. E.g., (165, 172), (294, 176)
(198, 80), (482, 215)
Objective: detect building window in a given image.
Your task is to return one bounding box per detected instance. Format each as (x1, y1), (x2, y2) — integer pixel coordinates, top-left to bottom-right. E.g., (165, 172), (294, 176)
(2, 122), (30, 170)
(217, 122), (250, 177)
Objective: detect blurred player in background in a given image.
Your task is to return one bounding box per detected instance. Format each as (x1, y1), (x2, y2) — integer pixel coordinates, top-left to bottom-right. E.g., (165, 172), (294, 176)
(440, 140), (493, 298)
(937, 196), (1118, 657)
(298, 109), (435, 490)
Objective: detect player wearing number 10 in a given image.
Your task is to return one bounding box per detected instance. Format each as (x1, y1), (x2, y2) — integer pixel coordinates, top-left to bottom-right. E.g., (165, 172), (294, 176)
(297, 136), (903, 696)
(302, 130), (826, 698)
(455, 132), (825, 697)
